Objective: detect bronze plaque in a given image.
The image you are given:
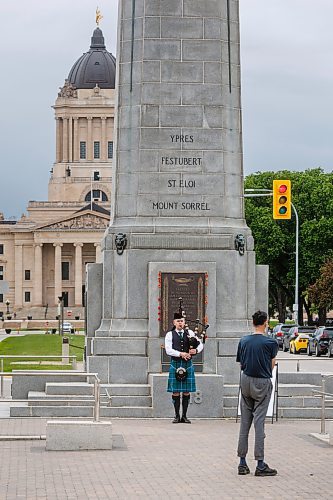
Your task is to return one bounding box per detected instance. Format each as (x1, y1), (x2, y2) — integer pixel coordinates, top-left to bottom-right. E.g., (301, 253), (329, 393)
(160, 272), (207, 337)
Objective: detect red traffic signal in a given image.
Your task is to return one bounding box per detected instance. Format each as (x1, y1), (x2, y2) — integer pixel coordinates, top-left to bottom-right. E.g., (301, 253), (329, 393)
(273, 180), (291, 219)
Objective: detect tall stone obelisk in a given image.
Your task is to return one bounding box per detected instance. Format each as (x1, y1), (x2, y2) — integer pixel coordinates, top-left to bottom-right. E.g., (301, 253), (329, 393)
(86, 0), (268, 417)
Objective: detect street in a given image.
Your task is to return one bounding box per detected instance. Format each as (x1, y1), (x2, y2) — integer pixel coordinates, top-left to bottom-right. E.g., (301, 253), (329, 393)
(277, 349), (333, 374)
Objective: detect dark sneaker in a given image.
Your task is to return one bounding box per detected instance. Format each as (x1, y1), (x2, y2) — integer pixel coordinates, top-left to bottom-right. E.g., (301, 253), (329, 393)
(181, 416), (191, 424)
(238, 464), (250, 475)
(255, 463), (277, 477)
(172, 416), (181, 424)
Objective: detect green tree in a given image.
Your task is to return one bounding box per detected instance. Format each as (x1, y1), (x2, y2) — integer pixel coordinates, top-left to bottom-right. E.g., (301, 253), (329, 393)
(244, 168), (333, 323)
(308, 258), (333, 324)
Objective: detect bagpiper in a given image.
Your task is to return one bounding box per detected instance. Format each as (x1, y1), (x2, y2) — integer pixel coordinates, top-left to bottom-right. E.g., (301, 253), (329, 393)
(164, 312), (203, 423)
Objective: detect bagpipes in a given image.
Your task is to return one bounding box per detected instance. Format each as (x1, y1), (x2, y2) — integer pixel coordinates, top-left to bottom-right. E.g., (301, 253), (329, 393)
(174, 297), (209, 382)
(178, 297), (209, 349)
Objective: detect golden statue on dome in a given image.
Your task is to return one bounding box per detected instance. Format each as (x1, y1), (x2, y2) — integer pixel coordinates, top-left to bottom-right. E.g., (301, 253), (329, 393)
(96, 7), (103, 26)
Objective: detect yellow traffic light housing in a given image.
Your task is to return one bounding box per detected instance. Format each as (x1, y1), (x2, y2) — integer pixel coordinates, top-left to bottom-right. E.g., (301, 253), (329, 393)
(273, 180), (291, 219)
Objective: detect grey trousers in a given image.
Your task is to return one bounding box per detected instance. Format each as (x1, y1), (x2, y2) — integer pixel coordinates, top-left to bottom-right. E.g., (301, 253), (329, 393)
(237, 372), (273, 461)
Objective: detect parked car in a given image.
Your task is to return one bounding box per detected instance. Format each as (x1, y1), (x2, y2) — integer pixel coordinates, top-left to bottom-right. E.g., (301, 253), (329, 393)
(307, 327), (333, 356)
(62, 321), (73, 334)
(283, 326), (315, 352)
(272, 324), (294, 349)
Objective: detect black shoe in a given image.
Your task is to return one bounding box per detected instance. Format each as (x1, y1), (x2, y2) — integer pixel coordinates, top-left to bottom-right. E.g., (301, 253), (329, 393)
(238, 464), (250, 475)
(181, 416), (191, 424)
(172, 416), (181, 423)
(255, 463), (277, 477)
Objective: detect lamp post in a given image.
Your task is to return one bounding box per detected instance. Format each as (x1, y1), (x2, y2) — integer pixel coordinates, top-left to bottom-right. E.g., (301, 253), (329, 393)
(291, 203), (299, 325)
(58, 296), (64, 335)
(5, 300), (10, 315)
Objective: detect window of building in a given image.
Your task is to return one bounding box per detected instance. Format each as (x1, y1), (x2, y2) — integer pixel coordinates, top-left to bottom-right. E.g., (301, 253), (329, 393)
(108, 141), (113, 159)
(0, 265), (3, 281)
(85, 190), (108, 202)
(0, 244), (3, 254)
(24, 291), (31, 302)
(61, 262), (70, 281)
(80, 141), (86, 159)
(25, 270), (31, 280)
(0, 294), (3, 303)
(94, 141), (100, 159)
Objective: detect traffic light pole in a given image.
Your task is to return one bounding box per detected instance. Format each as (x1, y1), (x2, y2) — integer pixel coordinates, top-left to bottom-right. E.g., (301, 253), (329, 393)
(291, 203), (299, 325)
(244, 190), (299, 324)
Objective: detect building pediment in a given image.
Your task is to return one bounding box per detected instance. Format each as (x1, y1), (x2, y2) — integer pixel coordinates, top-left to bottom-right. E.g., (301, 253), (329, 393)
(35, 212), (110, 231)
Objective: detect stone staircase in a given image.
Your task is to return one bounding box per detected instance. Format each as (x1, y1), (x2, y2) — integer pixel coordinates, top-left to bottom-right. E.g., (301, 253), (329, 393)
(10, 372), (333, 419)
(12, 306), (84, 321)
(10, 382), (153, 418)
(223, 372), (333, 419)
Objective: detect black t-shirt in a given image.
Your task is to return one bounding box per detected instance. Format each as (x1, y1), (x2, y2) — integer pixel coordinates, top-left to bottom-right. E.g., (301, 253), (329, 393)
(236, 333), (278, 378)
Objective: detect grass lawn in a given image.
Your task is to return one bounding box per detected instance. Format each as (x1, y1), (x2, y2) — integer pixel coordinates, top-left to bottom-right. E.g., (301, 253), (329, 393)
(0, 334), (85, 372)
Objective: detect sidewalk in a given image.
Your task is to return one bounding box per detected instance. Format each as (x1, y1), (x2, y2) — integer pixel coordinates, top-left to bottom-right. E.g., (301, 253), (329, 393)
(0, 417), (331, 499)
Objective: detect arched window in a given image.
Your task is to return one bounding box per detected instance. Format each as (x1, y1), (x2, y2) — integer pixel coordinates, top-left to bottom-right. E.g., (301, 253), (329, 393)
(85, 190), (108, 202)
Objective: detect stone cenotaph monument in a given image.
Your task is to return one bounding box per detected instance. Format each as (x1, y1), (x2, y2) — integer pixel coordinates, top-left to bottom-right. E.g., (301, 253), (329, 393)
(86, 0), (268, 417)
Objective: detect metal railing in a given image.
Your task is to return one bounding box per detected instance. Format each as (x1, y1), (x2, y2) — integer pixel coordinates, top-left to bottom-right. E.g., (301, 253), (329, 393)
(312, 375), (333, 434)
(0, 370), (101, 422)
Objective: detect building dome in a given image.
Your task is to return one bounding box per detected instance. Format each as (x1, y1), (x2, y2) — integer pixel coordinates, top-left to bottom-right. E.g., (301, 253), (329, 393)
(67, 27), (116, 89)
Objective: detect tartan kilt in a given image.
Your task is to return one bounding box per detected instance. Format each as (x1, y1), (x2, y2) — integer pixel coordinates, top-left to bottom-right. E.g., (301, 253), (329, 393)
(167, 359), (196, 393)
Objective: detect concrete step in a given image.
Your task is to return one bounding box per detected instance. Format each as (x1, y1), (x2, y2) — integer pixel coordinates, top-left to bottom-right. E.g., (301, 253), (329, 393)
(101, 384), (151, 396)
(27, 391), (94, 407)
(10, 405), (153, 418)
(45, 382), (94, 396)
(10, 405), (94, 418)
(224, 395), (324, 409)
(223, 396), (238, 408)
(102, 395), (152, 407)
(223, 385), (239, 396)
(278, 372), (322, 385)
(28, 399), (95, 407)
(28, 391), (93, 400)
(278, 384), (321, 396)
(100, 406), (153, 418)
(223, 407), (238, 418)
(224, 381), (322, 397)
(279, 407), (333, 419)
(98, 331), (148, 338)
(278, 396), (323, 408)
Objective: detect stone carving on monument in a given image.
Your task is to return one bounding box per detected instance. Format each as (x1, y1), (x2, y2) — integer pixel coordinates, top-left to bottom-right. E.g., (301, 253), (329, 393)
(37, 214), (109, 231)
(85, 0), (268, 418)
(58, 79), (78, 98)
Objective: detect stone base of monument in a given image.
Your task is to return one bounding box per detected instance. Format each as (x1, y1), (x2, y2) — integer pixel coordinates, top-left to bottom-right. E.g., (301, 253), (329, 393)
(149, 374), (224, 418)
(46, 420), (112, 451)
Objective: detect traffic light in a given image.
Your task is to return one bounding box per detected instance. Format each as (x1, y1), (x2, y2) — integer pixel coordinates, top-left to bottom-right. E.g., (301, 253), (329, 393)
(273, 180), (291, 219)
(93, 171), (100, 181)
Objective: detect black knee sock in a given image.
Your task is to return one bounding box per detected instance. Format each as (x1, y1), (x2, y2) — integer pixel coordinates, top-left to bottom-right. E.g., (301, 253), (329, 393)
(172, 395), (180, 417)
(182, 394), (190, 417)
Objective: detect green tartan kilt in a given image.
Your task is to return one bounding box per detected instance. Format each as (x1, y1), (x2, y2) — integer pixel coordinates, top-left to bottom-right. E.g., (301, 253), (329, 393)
(167, 359), (196, 393)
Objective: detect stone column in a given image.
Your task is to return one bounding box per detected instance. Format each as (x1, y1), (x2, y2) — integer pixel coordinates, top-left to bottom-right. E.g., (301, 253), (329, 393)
(74, 243), (83, 306)
(73, 117), (79, 162)
(14, 244), (23, 308)
(62, 118), (68, 162)
(94, 242), (102, 263)
(87, 117), (93, 161)
(56, 118), (62, 163)
(53, 243), (63, 305)
(68, 117), (73, 162)
(33, 243), (43, 306)
(101, 117), (107, 162)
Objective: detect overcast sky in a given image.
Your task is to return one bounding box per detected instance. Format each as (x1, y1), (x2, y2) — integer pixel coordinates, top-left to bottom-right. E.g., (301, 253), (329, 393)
(0, 0), (332, 218)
